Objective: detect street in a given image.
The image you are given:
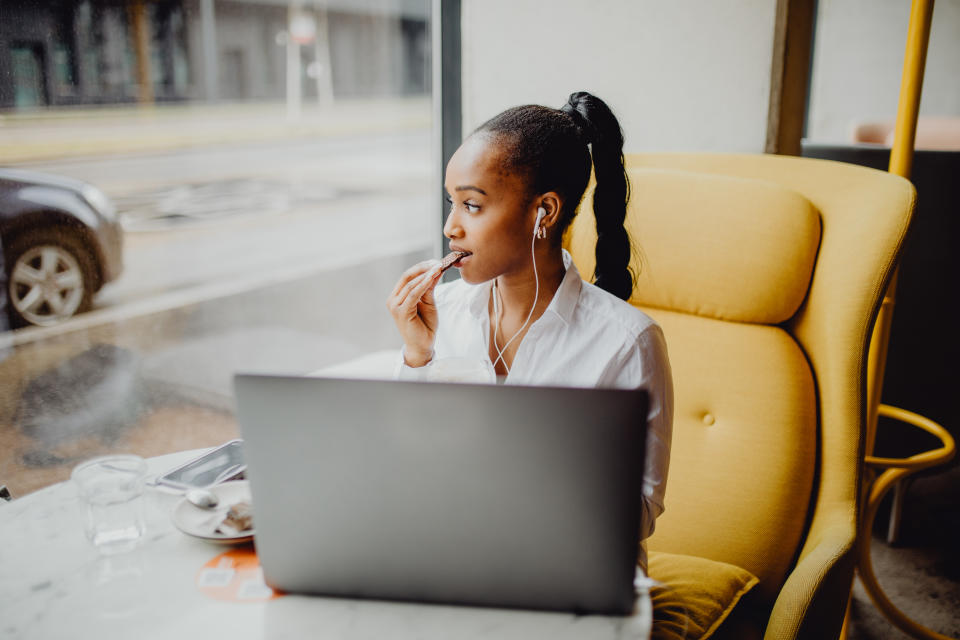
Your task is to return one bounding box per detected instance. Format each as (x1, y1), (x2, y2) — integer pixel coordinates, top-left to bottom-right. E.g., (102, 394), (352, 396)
(1, 127), (438, 495)
(17, 129), (436, 318)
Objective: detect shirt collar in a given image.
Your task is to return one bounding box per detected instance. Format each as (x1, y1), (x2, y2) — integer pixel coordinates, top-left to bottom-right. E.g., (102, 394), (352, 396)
(548, 249), (582, 326)
(463, 249), (582, 326)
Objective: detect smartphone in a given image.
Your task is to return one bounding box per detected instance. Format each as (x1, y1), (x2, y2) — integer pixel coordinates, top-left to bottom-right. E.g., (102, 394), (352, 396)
(155, 439), (246, 490)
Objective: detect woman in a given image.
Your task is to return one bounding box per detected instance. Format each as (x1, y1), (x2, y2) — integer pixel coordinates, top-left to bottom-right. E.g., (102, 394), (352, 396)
(386, 91), (672, 570)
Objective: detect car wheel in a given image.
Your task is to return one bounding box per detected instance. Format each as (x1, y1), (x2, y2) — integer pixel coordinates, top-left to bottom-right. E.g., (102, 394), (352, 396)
(4, 228), (97, 328)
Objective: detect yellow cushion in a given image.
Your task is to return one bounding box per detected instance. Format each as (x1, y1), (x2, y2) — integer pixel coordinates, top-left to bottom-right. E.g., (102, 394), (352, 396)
(645, 308), (817, 605)
(565, 168), (821, 324)
(648, 551), (759, 640)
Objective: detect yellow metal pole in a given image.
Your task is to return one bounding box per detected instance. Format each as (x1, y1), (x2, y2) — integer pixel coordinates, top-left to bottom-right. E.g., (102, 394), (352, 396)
(856, 3), (953, 640)
(864, 0), (933, 455)
(889, 0), (935, 179)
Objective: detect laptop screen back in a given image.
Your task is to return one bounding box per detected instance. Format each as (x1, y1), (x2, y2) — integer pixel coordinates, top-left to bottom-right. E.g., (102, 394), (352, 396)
(233, 375), (648, 615)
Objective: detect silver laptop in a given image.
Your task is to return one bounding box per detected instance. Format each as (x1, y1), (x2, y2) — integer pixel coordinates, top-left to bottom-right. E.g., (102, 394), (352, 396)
(233, 375), (648, 615)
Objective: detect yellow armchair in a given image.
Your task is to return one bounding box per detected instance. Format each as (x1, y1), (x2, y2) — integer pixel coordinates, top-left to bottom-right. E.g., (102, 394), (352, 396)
(565, 153), (915, 639)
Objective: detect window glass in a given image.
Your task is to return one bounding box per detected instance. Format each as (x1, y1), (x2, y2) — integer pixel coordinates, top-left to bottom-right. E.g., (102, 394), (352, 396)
(10, 44), (47, 108)
(0, 0), (434, 497)
(805, 0), (960, 146)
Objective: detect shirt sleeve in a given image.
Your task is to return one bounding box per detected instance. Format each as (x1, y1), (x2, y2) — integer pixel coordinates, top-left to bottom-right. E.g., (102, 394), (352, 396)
(607, 323), (674, 546)
(394, 347), (433, 381)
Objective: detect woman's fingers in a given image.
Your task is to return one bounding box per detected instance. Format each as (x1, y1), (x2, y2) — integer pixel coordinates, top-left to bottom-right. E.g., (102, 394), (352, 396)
(390, 271), (429, 315)
(414, 266), (443, 307)
(386, 262), (442, 360)
(393, 271), (429, 312)
(387, 266), (427, 311)
(389, 260), (439, 299)
(395, 266), (441, 313)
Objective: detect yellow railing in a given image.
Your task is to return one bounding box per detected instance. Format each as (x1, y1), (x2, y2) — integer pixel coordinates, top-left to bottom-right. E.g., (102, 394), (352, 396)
(855, 406), (955, 640)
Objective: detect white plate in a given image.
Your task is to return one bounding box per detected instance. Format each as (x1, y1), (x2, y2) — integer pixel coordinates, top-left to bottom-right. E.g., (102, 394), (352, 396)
(172, 480), (254, 544)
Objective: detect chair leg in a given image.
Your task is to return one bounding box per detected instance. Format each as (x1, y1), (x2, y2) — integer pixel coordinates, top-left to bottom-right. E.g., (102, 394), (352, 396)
(859, 404), (956, 640)
(839, 593), (852, 640)
(859, 470), (954, 640)
(886, 477), (911, 544)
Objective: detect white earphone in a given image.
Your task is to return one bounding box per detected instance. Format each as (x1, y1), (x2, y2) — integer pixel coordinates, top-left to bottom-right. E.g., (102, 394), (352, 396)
(534, 206), (546, 238)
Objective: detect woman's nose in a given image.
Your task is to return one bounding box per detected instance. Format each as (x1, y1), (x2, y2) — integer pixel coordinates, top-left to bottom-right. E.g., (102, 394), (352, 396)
(443, 210), (461, 239)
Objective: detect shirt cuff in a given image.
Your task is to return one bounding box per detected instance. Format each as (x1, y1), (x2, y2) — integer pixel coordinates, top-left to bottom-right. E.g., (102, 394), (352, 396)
(395, 346), (434, 381)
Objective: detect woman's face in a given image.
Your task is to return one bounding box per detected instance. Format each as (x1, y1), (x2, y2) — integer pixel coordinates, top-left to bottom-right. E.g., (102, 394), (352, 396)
(443, 134), (537, 284)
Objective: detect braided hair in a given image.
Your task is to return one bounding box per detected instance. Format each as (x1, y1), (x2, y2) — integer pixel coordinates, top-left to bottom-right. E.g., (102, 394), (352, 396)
(472, 91), (633, 300)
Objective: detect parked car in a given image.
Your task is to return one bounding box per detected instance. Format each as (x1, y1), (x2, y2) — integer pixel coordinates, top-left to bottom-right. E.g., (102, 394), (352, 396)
(0, 169), (123, 328)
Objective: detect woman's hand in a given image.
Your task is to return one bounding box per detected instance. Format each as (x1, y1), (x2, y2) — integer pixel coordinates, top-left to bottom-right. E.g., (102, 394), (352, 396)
(386, 260), (443, 367)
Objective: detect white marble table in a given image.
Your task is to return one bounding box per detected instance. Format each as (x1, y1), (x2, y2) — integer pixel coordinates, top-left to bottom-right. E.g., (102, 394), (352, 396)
(0, 449), (651, 640)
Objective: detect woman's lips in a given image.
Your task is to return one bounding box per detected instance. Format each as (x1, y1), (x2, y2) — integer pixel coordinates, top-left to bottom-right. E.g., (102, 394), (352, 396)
(441, 250), (471, 271)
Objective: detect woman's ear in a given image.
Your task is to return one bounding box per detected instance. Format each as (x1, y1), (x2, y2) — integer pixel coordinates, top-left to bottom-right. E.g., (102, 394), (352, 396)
(538, 193), (563, 229)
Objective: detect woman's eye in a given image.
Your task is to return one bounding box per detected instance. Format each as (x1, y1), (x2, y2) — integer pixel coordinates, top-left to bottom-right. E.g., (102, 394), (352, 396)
(444, 196), (479, 213)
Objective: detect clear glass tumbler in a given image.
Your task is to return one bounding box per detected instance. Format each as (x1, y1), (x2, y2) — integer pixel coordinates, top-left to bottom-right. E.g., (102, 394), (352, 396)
(72, 454), (148, 554)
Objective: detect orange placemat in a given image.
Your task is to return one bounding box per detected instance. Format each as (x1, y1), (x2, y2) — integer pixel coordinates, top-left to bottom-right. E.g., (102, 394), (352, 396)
(195, 547), (284, 602)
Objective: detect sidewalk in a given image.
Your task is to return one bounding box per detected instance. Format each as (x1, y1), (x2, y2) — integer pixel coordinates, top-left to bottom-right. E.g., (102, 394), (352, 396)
(0, 97), (431, 164)
(0, 248), (427, 497)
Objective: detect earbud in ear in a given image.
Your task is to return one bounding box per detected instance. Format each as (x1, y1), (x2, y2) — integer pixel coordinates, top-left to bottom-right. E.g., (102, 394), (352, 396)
(534, 206), (547, 238)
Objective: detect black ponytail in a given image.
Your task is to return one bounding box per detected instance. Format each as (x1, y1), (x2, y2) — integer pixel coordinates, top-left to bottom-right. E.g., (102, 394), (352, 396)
(560, 92), (633, 301)
(474, 91), (634, 301)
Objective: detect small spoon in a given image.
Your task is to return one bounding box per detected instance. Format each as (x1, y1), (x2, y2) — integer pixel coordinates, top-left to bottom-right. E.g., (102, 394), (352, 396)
(185, 488), (220, 509)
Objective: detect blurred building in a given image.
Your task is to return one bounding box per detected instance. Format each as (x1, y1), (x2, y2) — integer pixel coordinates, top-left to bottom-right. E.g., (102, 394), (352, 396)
(0, 0), (430, 110)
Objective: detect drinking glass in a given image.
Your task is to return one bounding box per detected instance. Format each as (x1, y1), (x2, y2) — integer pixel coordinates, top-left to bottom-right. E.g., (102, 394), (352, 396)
(72, 454), (148, 554)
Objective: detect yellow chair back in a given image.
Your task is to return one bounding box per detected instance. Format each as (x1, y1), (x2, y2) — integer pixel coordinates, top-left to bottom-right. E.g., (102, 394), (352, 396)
(565, 152), (914, 637)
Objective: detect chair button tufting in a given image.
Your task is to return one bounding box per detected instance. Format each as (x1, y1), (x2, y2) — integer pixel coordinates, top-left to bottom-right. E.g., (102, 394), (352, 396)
(702, 413), (716, 426)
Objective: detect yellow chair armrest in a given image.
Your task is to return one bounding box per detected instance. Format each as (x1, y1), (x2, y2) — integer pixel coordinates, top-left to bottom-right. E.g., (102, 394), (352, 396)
(764, 522), (856, 640)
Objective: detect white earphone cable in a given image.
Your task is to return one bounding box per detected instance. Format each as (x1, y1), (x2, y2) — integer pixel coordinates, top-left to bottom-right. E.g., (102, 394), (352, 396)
(491, 220), (540, 374)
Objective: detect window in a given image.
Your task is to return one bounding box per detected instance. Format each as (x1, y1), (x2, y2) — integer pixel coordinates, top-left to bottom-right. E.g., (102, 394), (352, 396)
(0, 0), (435, 497)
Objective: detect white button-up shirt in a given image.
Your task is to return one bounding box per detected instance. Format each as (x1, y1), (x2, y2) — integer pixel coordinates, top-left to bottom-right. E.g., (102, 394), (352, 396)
(397, 250), (673, 570)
